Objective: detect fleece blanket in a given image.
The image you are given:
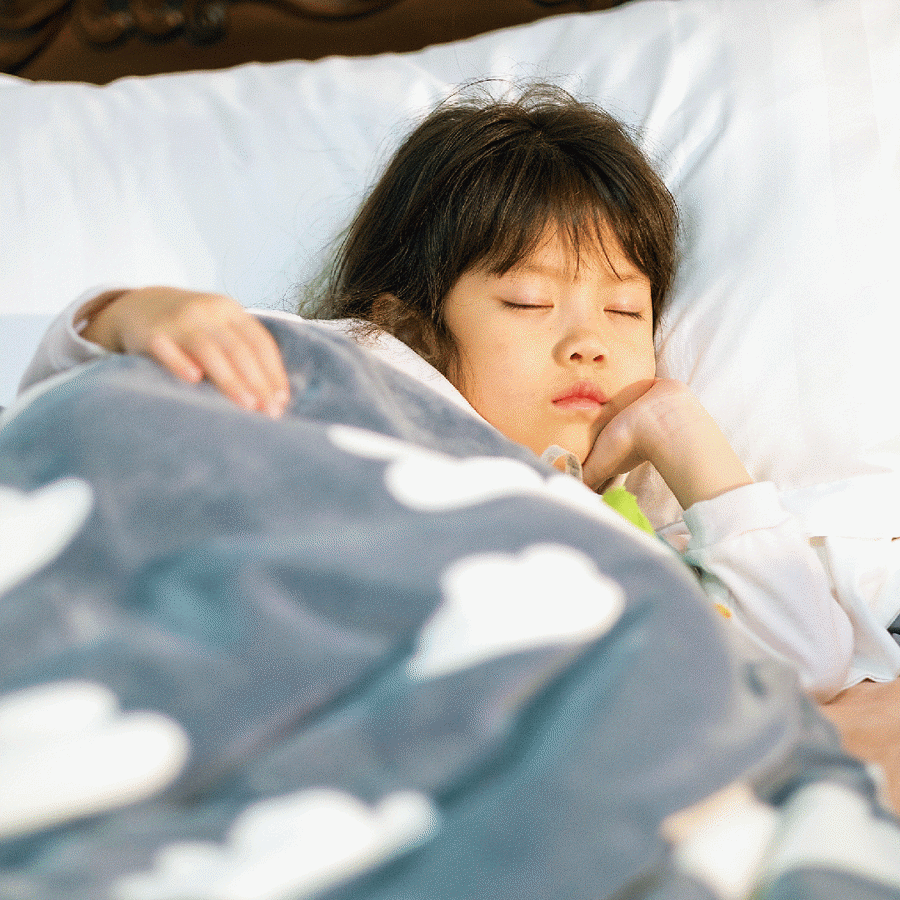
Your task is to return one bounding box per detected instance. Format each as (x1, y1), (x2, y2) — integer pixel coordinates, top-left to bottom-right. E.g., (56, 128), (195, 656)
(0, 318), (899, 900)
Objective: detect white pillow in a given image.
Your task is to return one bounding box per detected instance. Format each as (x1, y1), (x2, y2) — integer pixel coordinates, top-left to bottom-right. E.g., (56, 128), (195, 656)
(1, 0), (898, 536)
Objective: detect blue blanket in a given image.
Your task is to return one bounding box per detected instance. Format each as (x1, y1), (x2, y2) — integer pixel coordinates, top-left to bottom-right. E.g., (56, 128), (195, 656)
(0, 319), (893, 900)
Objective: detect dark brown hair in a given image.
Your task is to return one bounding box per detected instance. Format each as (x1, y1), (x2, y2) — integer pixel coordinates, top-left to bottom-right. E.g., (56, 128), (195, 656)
(314, 83), (678, 374)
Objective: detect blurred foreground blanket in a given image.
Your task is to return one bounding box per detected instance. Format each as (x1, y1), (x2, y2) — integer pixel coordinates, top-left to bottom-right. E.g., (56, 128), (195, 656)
(1, 319), (900, 900)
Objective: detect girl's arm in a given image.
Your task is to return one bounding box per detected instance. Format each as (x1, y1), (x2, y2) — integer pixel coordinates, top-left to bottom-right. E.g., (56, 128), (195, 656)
(17, 288), (123, 394)
(80, 287), (290, 417)
(581, 378), (752, 510)
(679, 483), (853, 699)
(582, 378), (854, 699)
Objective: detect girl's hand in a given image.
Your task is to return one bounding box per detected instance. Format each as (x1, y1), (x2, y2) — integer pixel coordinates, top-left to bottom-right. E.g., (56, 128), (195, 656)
(82, 287), (290, 417)
(582, 378), (752, 510)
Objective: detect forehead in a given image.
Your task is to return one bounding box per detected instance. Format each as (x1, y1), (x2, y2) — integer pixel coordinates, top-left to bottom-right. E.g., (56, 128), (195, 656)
(503, 225), (646, 283)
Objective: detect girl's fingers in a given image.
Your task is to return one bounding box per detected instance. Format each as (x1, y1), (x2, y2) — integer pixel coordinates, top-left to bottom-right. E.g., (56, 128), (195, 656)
(176, 327), (290, 417)
(148, 332), (204, 384)
(132, 291), (290, 416)
(184, 335), (262, 412)
(581, 414), (644, 491)
(212, 323), (288, 417)
(232, 317), (291, 411)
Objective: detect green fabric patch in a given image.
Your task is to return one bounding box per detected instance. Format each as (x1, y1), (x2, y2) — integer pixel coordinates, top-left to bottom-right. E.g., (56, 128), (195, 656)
(601, 486), (655, 535)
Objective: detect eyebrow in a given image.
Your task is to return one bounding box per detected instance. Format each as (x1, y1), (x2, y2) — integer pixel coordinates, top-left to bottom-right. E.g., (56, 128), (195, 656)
(510, 260), (646, 283)
(512, 262), (568, 279)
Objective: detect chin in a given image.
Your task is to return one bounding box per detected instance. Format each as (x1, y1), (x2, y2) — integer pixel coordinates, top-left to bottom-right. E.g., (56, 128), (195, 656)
(555, 436), (594, 467)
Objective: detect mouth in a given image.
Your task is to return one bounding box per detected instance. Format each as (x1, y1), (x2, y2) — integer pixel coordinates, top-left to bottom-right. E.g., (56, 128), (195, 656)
(552, 381), (608, 411)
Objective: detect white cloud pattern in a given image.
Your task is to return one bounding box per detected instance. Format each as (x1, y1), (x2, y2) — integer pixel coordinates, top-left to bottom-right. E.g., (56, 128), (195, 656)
(115, 788), (439, 900)
(408, 543), (625, 681)
(0, 478), (93, 596)
(0, 680), (190, 839)
(327, 425), (661, 549)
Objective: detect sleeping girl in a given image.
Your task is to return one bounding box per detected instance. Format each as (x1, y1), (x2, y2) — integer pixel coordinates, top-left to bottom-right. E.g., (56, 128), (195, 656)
(19, 85), (855, 699)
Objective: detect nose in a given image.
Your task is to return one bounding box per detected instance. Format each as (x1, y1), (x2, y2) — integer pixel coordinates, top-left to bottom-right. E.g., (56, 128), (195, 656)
(560, 334), (606, 363)
(553, 310), (608, 366)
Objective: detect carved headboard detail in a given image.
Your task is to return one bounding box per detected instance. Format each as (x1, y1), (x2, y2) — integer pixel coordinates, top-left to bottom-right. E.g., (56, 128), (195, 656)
(0, 0), (627, 83)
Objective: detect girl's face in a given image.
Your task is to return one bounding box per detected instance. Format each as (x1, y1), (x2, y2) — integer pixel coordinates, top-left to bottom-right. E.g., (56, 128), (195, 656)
(442, 229), (656, 463)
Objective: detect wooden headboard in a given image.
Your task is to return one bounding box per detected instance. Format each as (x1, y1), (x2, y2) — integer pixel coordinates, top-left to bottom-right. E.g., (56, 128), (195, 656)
(1, 0), (632, 84)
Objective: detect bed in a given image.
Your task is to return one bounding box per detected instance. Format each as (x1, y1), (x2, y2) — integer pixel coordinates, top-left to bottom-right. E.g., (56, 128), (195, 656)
(3, 0), (900, 898)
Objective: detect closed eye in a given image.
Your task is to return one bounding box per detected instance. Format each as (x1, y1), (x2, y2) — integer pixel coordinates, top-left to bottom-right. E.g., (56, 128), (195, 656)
(608, 309), (644, 320)
(501, 300), (552, 310)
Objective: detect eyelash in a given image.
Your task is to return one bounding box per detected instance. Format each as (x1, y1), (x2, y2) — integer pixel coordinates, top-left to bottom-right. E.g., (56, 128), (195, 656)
(502, 301), (644, 320)
(501, 301), (550, 310)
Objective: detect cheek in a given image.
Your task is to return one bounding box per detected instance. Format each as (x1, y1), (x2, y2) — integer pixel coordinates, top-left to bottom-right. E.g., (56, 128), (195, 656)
(626, 336), (657, 381)
(455, 362), (521, 413)
(451, 333), (535, 404)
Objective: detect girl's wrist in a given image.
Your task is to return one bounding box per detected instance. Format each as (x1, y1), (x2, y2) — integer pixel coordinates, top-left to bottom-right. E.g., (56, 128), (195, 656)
(639, 394), (752, 510)
(80, 289), (130, 351)
(650, 431), (752, 510)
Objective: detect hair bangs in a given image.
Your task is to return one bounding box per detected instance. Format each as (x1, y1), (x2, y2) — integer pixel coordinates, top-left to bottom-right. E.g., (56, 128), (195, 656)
(452, 132), (645, 289)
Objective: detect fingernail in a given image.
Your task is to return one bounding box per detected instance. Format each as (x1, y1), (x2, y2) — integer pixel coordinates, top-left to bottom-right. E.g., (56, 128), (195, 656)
(267, 394), (288, 418)
(268, 389), (289, 418)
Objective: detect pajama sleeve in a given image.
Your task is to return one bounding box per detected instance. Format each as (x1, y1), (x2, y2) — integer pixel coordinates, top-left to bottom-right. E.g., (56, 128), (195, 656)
(17, 288), (125, 394)
(675, 481), (854, 700)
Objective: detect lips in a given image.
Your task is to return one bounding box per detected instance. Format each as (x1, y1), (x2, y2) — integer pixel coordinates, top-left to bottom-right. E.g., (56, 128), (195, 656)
(552, 381), (608, 410)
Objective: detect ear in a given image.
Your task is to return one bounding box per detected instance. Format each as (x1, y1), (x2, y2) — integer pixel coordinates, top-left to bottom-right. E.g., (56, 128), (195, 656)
(371, 293), (443, 368)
